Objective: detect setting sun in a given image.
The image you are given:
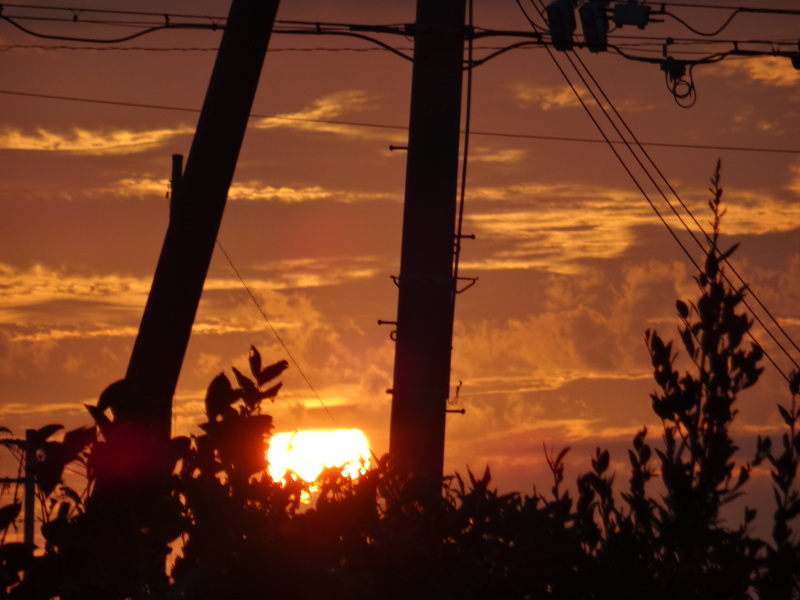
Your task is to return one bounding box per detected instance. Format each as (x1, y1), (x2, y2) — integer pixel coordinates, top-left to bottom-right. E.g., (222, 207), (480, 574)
(267, 429), (371, 483)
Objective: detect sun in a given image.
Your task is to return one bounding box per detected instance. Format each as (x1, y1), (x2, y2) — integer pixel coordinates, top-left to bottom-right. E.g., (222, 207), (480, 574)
(267, 429), (371, 483)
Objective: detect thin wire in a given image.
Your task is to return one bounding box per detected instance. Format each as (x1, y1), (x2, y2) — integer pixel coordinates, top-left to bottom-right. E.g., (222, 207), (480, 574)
(213, 241), (339, 427)
(1, 88), (798, 156)
(571, 51), (800, 365)
(453, 0), (474, 290)
(1, 15), (215, 44)
(660, 8), (742, 37)
(0, 3), (227, 21)
(660, 2), (800, 16)
(519, 1), (701, 272)
(526, 0), (797, 381)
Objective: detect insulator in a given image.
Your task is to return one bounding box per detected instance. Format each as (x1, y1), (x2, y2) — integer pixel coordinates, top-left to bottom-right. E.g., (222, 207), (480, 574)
(579, 0), (608, 53)
(545, 0), (576, 51)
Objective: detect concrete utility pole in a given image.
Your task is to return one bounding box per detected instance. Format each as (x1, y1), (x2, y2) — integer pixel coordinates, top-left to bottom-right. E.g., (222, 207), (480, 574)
(0, 430), (36, 546)
(122, 0), (280, 439)
(389, 0), (466, 484)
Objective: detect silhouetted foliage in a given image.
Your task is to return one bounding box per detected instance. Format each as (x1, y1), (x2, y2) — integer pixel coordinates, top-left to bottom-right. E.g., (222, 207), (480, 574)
(0, 168), (798, 599)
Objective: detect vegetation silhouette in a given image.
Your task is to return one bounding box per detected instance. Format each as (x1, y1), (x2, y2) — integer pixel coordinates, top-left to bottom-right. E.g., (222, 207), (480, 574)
(0, 165), (798, 599)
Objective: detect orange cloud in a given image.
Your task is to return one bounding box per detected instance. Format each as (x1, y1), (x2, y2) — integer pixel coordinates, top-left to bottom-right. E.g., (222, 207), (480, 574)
(715, 56), (799, 87)
(0, 124), (193, 154)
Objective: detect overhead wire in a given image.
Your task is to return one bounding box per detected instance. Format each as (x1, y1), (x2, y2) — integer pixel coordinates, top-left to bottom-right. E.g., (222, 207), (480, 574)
(659, 7), (743, 37)
(2, 4), (797, 69)
(568, 50), (800, 376)
(2, 88), (798, 156)
(213, 242), (339, 428)
(523, 0), (799, 380)
(452, 0), (475, 325)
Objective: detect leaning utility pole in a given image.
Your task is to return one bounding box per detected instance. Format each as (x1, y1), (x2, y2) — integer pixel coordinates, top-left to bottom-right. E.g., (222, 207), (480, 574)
(389, 0), (466, 484)
(121, 0), (280, 442)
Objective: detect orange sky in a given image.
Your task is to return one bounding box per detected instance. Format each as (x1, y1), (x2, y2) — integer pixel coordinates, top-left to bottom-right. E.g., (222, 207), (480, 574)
(1, 0), (799, 530)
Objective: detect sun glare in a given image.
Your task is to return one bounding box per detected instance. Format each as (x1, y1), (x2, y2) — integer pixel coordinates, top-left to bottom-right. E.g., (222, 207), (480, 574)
(267, 429), (371, 483)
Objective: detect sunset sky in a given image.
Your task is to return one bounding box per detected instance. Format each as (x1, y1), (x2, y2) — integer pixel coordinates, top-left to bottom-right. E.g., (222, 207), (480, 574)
(1, 0), (799, 526)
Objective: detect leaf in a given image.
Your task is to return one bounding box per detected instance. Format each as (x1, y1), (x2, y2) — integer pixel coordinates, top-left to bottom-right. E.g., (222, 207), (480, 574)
(675, 300), (689, 319)
(232, 367), (260, 409)
(790, 370), (800, 397)
(704, 250), (719, 279)
(0, 503), (21, 530)
(205, 372), (242, 421)
(249, 346), (262, 381)
(260, 382), (283, 402)
(777, 404), (793, 427)
(61, 426), (95, 461)
(555, 446), (571, 467)
(719, 241), (740, 261)
(85, 404), (113, 438)
(256, 360), (289, 387)
(33, 424), (63, 446)
(0, 542), (35, 572)
(97, 379), (132, 413)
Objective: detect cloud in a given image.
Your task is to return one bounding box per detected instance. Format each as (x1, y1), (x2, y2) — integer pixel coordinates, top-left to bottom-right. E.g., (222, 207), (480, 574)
(113, 177), (399, 204)
(513, 83), (591, 110)
(469, 147), (527, 163)
(460, 180), (800, 273)
(512, 83), (651, 112)
(254, 90), (392, 139)
(0, 124), (193, 154)
(714, 56), (799, 88)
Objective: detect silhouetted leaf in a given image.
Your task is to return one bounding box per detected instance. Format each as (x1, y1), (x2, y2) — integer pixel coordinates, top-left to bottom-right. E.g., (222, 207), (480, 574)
(249, 345), (262, 381)
(256, 359), (289, 387)
(790, 370), (800, 396)
(777, 404), (792, 427)
(85, 404), (113, 438)
(0, 542), (35, 572)
(260, 382), (283, 402)
(676, 300), (689, 319)
(62, 426), (95, 461)
(719, 241), (740, 261)
(0, 503), (21, 530)
(97, 379), (132, 414)
(205, 372), (242, 421)
(232, 367), (260, 409)
(33, 424), (63, 447)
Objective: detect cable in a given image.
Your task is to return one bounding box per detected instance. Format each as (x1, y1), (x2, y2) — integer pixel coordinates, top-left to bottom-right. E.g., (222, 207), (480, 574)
(1, 15), (217, 44)
(659, 3), (800, 16)
(660, 8), (742, 37)
(453, 0), (474, 303)
(569, 51), (800, 371)
(2, 88), (798, 156)
(523, 0), (799, 381)
(214, 242), (339, 428)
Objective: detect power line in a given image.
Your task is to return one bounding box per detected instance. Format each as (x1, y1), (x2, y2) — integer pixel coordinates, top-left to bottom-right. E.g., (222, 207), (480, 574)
(1, 88), (798, 156)
(523, 0), (800, 381)
(214, 241), (339, 428)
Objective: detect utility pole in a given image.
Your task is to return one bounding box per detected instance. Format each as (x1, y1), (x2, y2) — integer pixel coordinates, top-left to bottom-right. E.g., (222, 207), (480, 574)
(0, 430), (36, 546)
(121, 0), (280, 443)
(388, 0), (466, 485)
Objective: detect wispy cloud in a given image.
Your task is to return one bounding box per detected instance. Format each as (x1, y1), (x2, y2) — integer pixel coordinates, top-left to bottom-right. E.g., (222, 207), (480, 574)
(470, 147), (527, 163)
(0, 124), (193, 154)
(513, 83), (591, 110)
(512, 83), (651, 112)
(254, 90), (392, 139)
(715, 56), (799, 87)
(113, 176), (399, 203)
(461, 180), (800, 272)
